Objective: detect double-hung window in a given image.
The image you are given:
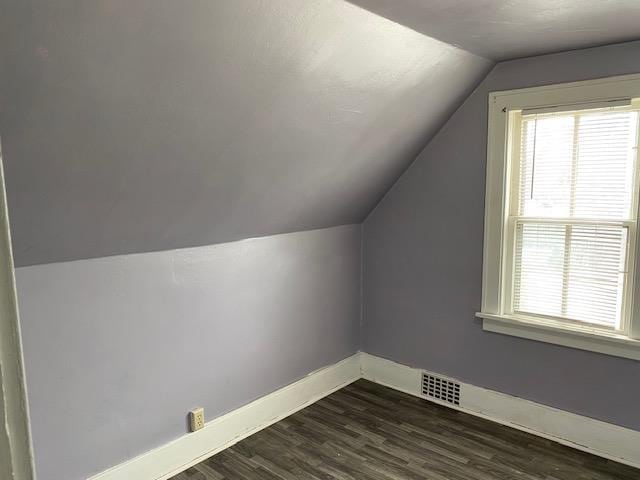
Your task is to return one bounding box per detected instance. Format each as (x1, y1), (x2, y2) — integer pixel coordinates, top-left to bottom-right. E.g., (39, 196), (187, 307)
(478, 74), (640, 360)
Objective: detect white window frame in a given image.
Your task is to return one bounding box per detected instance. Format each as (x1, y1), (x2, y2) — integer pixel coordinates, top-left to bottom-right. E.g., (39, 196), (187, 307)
(0, 142), (35, 480)
(477, 73), (640, 361)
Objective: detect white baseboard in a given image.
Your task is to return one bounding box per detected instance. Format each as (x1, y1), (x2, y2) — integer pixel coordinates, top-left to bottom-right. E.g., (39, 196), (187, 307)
(361, 353), (640, 469)
(90, 352), (639, 479)
(90, 353), (362, 480)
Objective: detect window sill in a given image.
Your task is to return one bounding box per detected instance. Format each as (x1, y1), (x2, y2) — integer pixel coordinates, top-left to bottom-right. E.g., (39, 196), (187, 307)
(475, 312), (640, 361)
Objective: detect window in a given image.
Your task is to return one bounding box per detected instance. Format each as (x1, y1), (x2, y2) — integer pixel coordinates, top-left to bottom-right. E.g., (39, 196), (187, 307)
(478, 74), (640, 361)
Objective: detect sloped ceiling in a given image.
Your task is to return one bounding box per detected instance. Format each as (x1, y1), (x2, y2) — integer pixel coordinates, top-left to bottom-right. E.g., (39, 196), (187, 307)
(5, 1), (638, 266)
(1, 0), (491, 266)
(348, 0), (640, 60)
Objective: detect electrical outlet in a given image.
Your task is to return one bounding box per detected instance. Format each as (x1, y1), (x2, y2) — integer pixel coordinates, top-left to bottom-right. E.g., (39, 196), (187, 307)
(189, 407), (205, 432)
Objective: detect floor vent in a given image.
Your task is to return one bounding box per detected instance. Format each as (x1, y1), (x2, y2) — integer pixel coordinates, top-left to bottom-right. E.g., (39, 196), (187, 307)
(421, 372), (460, 406)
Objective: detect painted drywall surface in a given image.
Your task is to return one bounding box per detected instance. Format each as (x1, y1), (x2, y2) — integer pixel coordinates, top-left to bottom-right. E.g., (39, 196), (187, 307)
(348, 0), (640, 60)
(363, 41), (640, 431)
(16, 225), (361, 480)
(0, 0), (490, 267)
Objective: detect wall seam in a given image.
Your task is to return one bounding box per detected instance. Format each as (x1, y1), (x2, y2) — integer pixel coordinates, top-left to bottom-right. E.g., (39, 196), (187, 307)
(361, 60), (497, 225)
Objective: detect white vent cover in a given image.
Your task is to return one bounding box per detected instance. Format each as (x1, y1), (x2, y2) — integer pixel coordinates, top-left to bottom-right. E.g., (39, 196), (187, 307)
(421, 372), (460, 406)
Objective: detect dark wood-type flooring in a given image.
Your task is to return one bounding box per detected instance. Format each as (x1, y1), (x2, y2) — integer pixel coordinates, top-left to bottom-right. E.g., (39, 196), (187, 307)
(171, 379), (639, 480)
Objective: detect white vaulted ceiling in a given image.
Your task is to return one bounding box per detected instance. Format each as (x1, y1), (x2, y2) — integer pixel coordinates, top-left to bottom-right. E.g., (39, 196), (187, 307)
(348, 0), (640, 59)
(0, 0), (490, 266)
(1, 0), (639, 266)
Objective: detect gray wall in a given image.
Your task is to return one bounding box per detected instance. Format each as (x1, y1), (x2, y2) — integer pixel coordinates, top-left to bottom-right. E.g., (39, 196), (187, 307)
(0, 0), (489, 267)
(363, 40), (640, 431)
(17, 225), (361, 480)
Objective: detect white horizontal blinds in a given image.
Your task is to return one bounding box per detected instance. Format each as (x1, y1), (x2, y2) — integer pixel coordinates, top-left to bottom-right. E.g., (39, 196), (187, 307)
(564, 225), (627, 326)
(519, 109), (637, 219)
(511, 106), (639, 329)
(573, 112), (636, 219)
(514, 223), (627, 327)
(514, 223), (565, 318)
(519, 115), (574, 218)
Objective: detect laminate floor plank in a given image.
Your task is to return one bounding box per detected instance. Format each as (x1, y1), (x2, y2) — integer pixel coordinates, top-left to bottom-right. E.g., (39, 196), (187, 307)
(170, 380), (639, 479)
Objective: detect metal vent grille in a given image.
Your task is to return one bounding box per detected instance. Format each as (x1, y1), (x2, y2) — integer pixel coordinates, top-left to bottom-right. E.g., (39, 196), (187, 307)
(421, 373), (460, 406)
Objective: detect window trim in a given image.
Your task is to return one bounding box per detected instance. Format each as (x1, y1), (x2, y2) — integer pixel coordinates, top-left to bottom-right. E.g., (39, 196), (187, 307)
(477, 73), (640, 361)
